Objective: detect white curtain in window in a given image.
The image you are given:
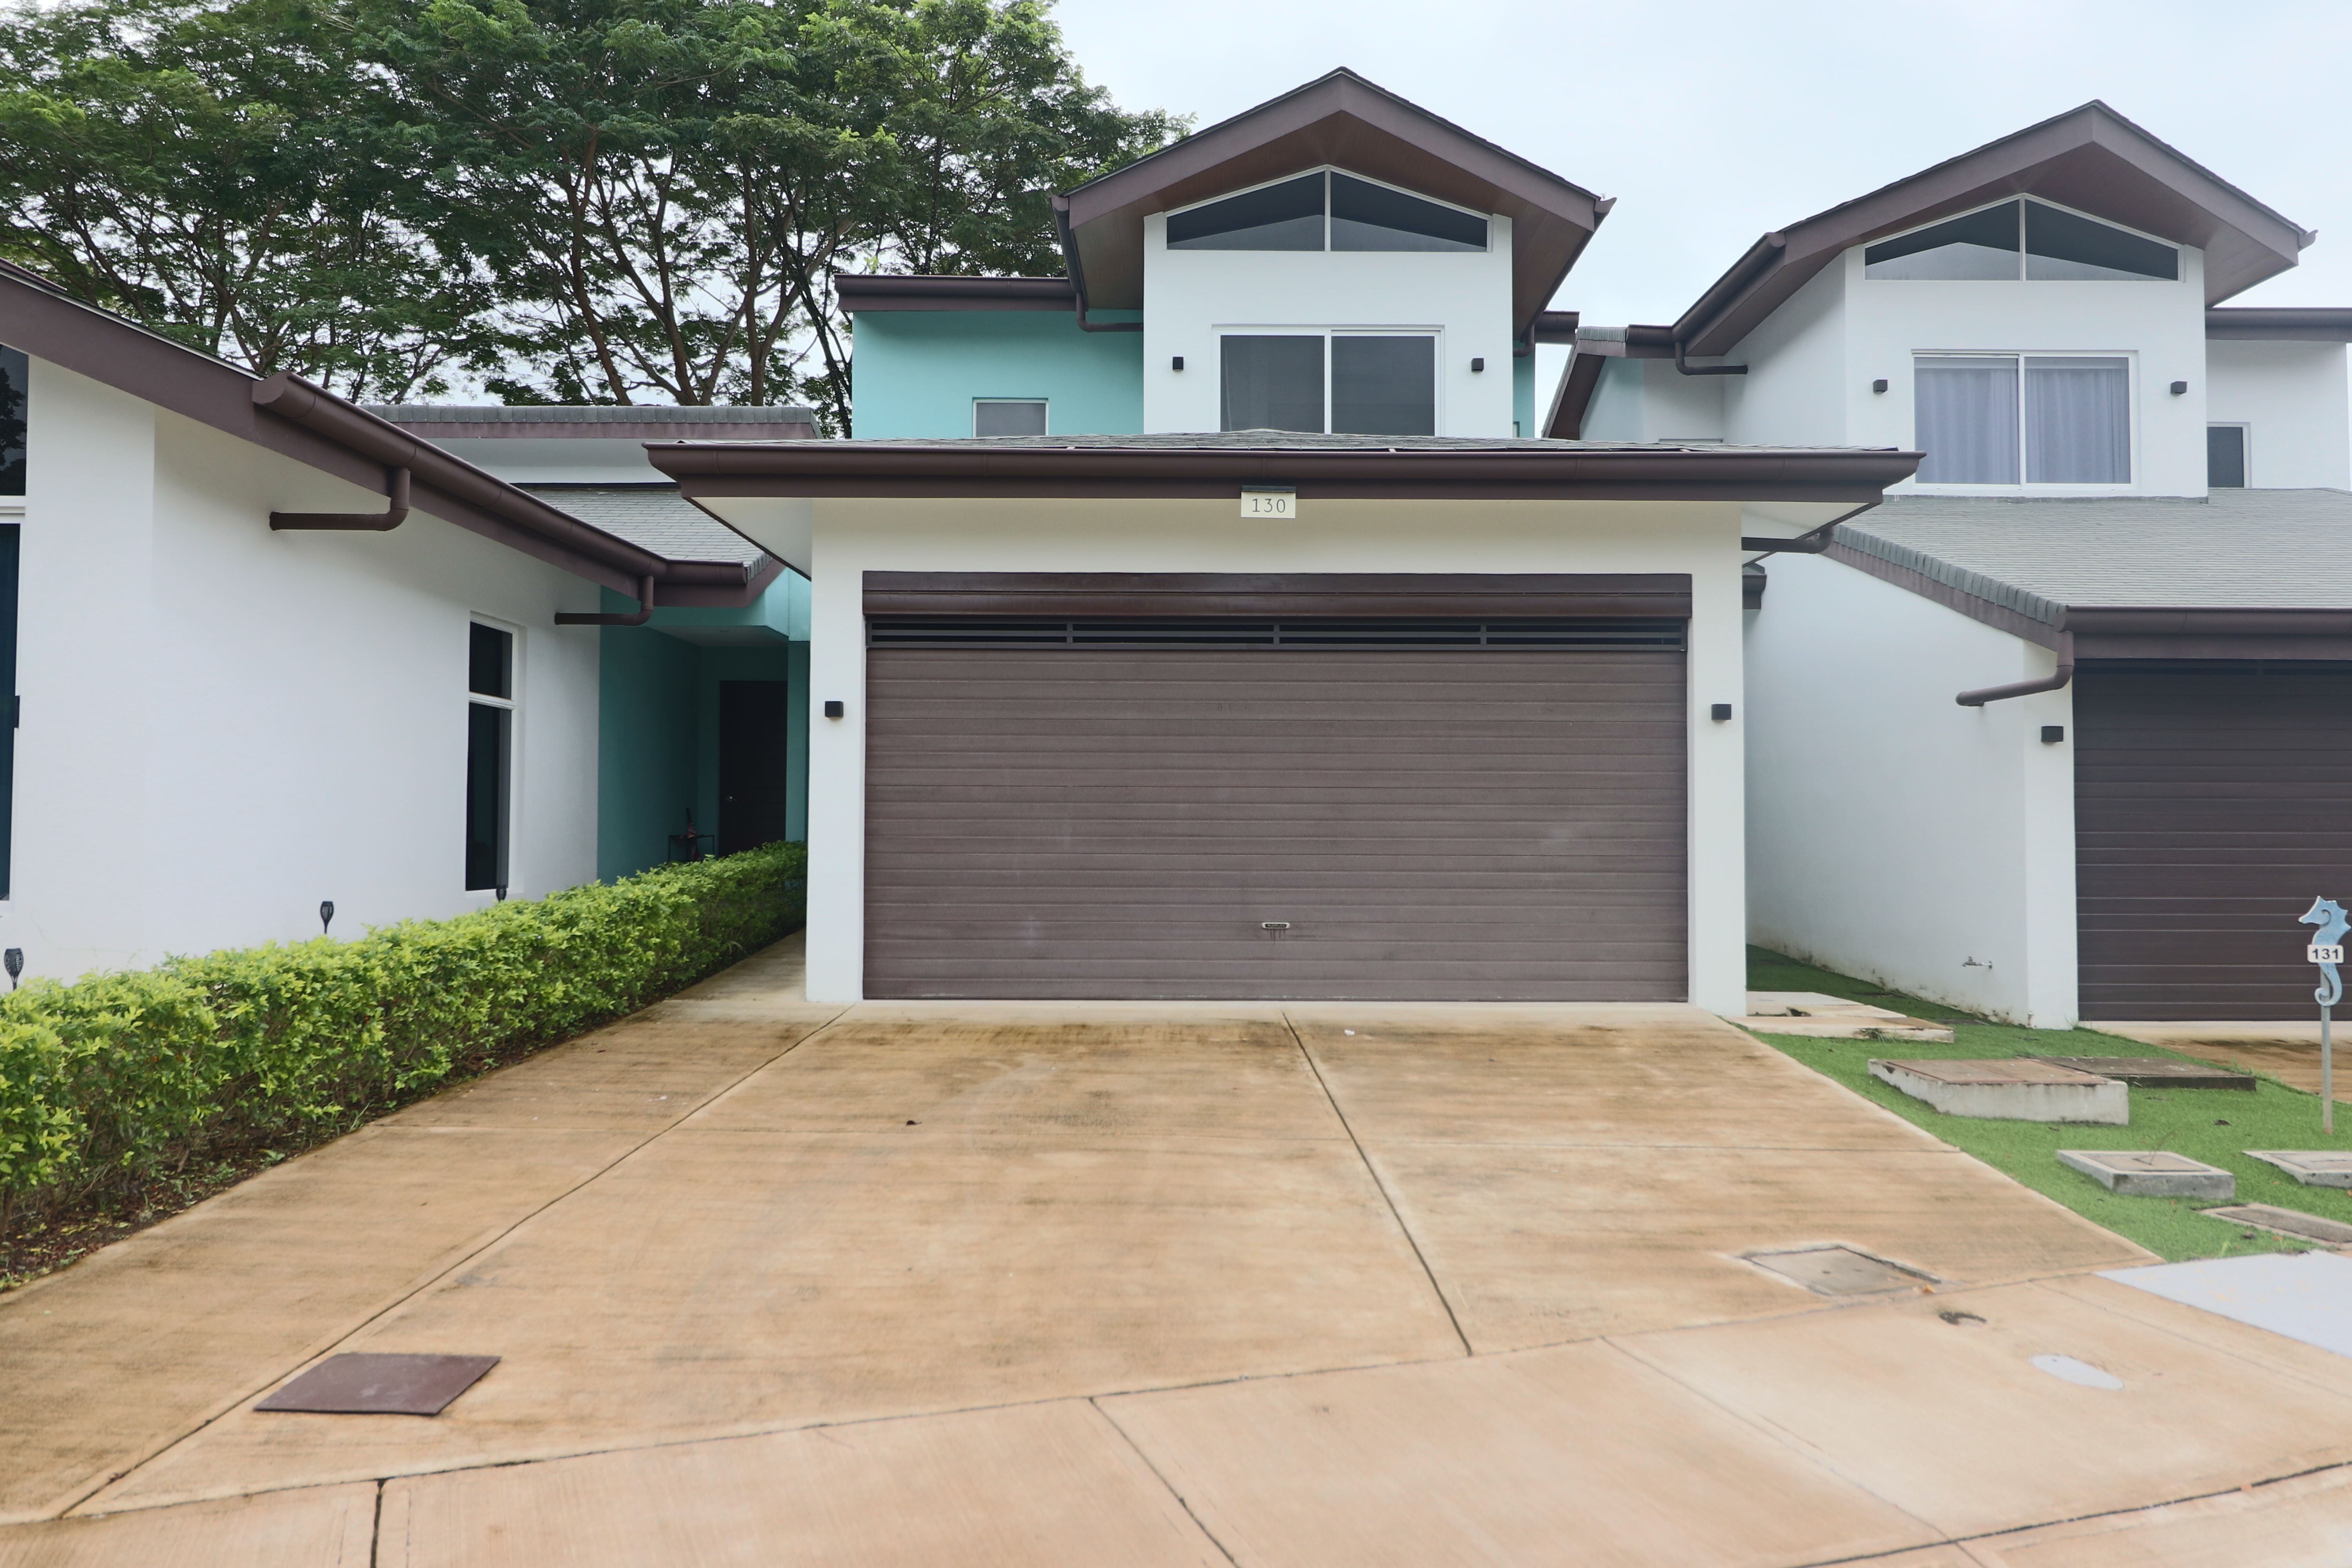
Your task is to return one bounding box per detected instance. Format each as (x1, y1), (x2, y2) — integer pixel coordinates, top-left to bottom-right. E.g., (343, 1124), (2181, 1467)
(2025, 357), (2130, 483)
(1915, 357), (2020, 484)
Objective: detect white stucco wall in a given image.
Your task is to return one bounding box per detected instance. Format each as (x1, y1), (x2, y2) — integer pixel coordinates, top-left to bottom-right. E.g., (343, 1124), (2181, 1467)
(1580, 358), (1727, 442)
(793, 498), (1751, 1011)
(6, 360), (603, 979)
(1142, 205), (1516, 436)
(1745, 552), (2077, 1026)
(1721, 261), (1847, 448)
(2205, 338), (2352, 490)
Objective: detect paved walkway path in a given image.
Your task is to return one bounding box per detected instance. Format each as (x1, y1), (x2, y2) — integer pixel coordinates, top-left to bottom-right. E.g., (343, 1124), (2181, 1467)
(5, 939), (2351, 1564)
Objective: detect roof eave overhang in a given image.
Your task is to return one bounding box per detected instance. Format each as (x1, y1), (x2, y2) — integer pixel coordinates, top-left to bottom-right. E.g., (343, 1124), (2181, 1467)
(0, 269), (771, 602)
(1677, 103), (2312, 356)
(651, 443), (1920, 505)
(1056, 70), (1610, 339)
(2205, 307), (2352, 342)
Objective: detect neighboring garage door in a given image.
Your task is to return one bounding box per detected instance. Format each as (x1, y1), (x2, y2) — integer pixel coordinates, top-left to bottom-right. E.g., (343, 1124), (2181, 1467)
(2076, 661), (2352, 1019)
(862, 575), (1689, 1001)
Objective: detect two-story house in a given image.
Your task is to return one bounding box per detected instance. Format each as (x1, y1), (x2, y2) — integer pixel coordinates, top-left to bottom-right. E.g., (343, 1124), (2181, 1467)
(1549, 102), (2351, 1025)
(653, 69), (1918, 1009)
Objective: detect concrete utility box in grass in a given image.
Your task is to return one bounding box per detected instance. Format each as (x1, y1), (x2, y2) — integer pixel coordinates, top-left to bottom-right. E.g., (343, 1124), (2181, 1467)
(2244, 1151), (2352, 1189)
(2058, 1150), (2235, 1199)
(1870, 1058), (2129, 1124)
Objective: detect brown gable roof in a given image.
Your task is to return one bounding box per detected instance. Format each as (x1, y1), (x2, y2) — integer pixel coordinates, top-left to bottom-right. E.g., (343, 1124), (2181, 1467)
(1672, 101), (2313, 356)
(1053, 69), (1611, 340)
(0, 261), (772, 603)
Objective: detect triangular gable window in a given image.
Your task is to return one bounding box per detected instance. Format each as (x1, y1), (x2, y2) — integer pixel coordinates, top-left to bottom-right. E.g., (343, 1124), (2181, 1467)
(1167, 171), (1488, 254)
(1864, 200), (2176, 281)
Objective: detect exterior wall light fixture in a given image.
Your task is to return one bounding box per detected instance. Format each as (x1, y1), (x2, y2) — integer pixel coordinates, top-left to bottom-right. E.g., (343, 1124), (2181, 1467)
(2171, 380), (2189, 396)
(3, 949), (19, 990)
(1710, 703), (1733, 722)
(824, 701), (846, 719)
(2042, 726), (2066, 744)
(1470, 358), (1485, 372)
(1171, 356), (1184, 372)
(1871, 379), (1889, 394)
(319, 900), (335, 935)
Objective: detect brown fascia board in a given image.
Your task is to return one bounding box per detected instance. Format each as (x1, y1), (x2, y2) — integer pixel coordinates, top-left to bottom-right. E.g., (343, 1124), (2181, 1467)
(0, 267), (766, 599)
(836, 275), (1076, 314)
(652, 440), (1920, 504)
(1676, 102), (2314, 356)
(1056, 68), (1610, 337)
(2206, 307), (2352, 341)
(1823, 541), (2352, 658)
(1543, 352), (1606, 439)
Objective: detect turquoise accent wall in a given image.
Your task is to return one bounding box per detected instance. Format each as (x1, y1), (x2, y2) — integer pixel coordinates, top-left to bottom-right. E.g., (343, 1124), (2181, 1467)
(1514, 352), (1536, 437)
(850, 310), (1143, 437)
(596, 569), (810, 881)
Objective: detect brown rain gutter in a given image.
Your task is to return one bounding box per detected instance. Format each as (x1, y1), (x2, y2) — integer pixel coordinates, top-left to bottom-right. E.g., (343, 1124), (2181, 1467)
(253, 374), (773, 611)
(272, 464), (411, 531)
(1957, 628), (2074, 706)
(652, 441), (1923, 504)
(556, 575), (656, 627)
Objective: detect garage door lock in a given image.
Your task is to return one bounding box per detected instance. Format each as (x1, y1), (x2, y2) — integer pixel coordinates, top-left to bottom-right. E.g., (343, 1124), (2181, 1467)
(1261, 922), (1292, 935)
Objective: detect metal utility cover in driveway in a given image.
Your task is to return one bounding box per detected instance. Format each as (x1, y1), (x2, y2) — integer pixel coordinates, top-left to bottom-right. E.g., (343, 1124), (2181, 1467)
(2056, 1150), (2234, 1199)
(1870, 1058), (2129, 1123)
(1744, 1246), (1934, 1297)
(255, 1353), (500, 1416)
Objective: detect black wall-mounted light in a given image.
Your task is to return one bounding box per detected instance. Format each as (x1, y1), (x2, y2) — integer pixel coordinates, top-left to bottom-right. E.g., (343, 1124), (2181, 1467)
(319, 900), (335, 935)
(1171, 356), (1184, 372)
(1711, 703), (1733, 722)
(495, 885), (508, 902)
(2042, 726), (2065, 744)
(1470, 357), (1485, 373)
(824, 700), (845, 719)
(1871, 378), (1889, 394)
(3, 949), (20, 990)
(2171, 380), (2189, 396)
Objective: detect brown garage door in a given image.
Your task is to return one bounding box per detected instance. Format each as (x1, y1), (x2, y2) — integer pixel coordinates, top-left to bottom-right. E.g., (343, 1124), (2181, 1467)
(863, 622), (1688, 1001)
(2076, 662), (2352, 1019)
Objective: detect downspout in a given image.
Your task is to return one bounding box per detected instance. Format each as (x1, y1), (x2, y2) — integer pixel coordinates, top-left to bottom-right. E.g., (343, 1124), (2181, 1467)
(1957, 628), (2074, 706)
(271, 465), (410, 531)
(1054, 194), (1143, 333)
(555, 575), (656, 628)
(1740, 499), (1882, 555)
(1670, 231), (1785, 376)
(1674, 339), (1748, 377)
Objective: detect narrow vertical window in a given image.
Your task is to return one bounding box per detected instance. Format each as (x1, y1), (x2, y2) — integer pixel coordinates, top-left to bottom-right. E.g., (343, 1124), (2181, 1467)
(2024, 357), (2130, 483)
(2207, 425), (2247, 488)
(0, 525), (17, 899)
(0, 347), (24, 497)
(466, 622), (513, 892)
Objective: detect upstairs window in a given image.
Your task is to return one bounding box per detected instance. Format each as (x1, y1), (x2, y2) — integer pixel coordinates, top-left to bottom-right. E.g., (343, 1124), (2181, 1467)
(1865, 200), (2176, 282)
(1915, 354), (2131, 485)
(1221, 332), (1436, 435)
(973, 399), (1046, 437)
(1167, 171), (1488, 254)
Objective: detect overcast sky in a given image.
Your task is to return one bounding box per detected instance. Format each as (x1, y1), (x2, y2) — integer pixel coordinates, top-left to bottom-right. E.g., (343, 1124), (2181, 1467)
(1054, 0), (2352, 388)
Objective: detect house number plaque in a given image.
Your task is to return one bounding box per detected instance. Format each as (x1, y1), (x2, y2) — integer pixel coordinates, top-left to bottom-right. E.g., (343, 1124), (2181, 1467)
(1241, 488), (1296, 519)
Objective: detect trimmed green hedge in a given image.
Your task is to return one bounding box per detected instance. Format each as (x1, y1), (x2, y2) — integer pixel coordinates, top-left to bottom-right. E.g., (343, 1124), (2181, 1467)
(0, 841), (806, 1220)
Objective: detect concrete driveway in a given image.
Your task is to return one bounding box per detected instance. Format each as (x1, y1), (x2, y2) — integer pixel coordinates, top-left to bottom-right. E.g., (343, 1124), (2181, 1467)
(6, 939), (2352, 1565)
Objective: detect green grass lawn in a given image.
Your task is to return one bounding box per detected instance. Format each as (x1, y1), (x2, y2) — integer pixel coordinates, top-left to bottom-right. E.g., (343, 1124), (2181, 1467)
(1746, 946), (2352, 1262)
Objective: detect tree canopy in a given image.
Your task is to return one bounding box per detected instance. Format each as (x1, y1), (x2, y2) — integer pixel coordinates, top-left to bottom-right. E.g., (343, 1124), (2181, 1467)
(0, 0), (1180, 421)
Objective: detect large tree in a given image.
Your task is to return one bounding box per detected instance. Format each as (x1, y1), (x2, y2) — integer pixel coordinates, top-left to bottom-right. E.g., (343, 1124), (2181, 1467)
(365, 0), (1178, 423)
(0, 0), (485, 399)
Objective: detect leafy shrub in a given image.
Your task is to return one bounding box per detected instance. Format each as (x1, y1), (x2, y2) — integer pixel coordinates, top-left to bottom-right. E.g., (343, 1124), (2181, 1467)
(0, 842), (805, 1221)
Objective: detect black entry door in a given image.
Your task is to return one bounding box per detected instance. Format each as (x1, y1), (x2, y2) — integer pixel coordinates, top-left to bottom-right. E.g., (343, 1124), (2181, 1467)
(718, 680), (794, 855)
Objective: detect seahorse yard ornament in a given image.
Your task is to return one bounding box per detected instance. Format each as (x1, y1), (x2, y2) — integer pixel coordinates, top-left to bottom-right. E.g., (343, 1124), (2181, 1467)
(2298, 896), (2346, 1133)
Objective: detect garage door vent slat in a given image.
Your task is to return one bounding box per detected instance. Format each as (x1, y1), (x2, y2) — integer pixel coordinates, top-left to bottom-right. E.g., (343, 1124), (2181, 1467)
(869, 617), (1686, 650)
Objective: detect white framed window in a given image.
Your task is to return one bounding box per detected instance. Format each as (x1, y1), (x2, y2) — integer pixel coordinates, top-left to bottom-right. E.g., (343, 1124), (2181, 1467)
(1220, 329), (1439, 435)
(1864, 198), (2179, 282)
(1913, 353), (2133, 486)
(2208, 424), (2249, 488)
(1166, 169), (1489, 254)
(973, 399), (1046, 437)
(466, 618), (517, 893)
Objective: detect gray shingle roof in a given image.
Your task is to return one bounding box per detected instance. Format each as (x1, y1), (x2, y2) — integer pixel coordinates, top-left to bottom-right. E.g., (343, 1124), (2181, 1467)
(523, 485), (764, 568)
(1834, 489), (2352, 620)
(369, 403), (816, 426)
(733, 430), (1884, 454)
